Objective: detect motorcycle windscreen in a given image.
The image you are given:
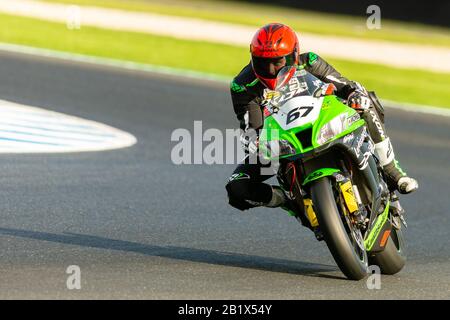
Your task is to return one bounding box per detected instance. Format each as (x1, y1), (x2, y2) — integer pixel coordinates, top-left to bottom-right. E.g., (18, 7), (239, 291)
(274, 65), (297, 90)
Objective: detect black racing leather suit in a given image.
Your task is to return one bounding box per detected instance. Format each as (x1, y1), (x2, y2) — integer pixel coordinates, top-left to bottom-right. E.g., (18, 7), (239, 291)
(226, 52), (389, 211)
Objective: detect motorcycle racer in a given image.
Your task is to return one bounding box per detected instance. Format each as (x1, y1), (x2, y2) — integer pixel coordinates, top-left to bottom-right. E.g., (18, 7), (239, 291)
(226, 23), (418, 213)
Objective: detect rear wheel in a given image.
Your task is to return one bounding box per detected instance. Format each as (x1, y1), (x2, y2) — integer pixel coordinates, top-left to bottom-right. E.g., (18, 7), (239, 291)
(369, 227), (406, 275)
(310, 177), (368, 280)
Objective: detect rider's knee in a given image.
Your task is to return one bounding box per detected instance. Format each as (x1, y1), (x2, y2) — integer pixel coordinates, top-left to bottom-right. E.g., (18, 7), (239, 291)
(225, 180), (252, 211)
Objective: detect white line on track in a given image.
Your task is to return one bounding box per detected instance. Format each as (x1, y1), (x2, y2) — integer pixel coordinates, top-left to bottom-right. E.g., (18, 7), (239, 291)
(0, 99), (137, 153)
(381, 99), (450, 117)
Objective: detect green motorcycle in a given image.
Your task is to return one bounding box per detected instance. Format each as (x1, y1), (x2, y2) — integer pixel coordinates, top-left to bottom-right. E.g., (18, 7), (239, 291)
(259, 67), (407, 280)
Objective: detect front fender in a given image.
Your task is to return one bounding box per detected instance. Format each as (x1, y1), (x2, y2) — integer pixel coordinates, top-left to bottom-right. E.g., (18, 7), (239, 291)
(302, 168), (342, 186)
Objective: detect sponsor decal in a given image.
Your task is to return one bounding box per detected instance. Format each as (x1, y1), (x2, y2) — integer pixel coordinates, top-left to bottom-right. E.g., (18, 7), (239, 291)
(278, 78), (308, 104)
(228, 172), (250, 182)
(340, 181), (359, 213)
(262, 90), (281, 109)
(309, 171), (323, 179)
(353, 129), (366, 157)
(369, 110), (386, 139)
(343, 133), (355, 144)
(230, 81), (245, 93)
(347, 113), (360, 126)
(367, 138), (375, 153)
(358, 151), (372, 170)
(386, 139), (393, 159)
(334, 173), (346, 182)
(308, 52), (318, 65)
(262, 76), (308, 108)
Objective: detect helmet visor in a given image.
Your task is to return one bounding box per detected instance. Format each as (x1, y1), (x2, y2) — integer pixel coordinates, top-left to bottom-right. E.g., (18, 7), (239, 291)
(251, 52), (296, 79)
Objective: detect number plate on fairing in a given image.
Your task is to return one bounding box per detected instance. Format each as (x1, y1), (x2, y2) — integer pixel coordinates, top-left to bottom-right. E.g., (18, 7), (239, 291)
(271, 96), (323, 131)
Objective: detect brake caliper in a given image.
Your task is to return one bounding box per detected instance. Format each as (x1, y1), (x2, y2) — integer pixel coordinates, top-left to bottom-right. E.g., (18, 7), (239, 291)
(338, 178), (367, 229)
(339, 180), (359, 214)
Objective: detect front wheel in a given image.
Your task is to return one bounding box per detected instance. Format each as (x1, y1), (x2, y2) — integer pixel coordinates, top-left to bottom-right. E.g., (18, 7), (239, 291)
(310, 177), (368, 280)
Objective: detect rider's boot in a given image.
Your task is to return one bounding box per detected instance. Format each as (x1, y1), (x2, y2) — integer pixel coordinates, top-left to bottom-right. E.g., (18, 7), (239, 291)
(265, 186), (323, 240)
(374, 138), (419, 194)
(264, 186), (288, 208)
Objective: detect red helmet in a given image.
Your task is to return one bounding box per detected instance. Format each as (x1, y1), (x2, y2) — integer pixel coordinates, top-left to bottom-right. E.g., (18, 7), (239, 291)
(250, 23), (300, 90)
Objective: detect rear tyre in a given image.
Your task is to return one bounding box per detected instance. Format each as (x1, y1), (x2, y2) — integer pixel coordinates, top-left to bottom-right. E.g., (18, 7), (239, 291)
(311, 177), (368, 280)
(369, 227), (406, 275)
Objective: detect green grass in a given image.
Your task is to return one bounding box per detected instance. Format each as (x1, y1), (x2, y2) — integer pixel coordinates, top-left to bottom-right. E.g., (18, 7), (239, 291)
(1, 13), (449, 108)
(0, 13), (248, 75)
(42, 0), (450, 47)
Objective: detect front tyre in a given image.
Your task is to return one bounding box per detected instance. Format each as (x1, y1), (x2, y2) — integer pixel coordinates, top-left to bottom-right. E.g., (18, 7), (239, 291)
(311, 177), (368, 280)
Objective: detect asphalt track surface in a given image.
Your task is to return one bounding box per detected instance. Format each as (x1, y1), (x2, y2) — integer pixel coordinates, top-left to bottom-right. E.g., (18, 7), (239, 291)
(0, 51), (449, 299)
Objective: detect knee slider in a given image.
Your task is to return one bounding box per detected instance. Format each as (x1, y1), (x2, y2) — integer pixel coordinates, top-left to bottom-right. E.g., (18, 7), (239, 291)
(225, 180), (252, 211)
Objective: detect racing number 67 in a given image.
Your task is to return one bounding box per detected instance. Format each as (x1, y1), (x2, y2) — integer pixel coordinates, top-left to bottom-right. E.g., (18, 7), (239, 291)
(286, 106), (314, 125)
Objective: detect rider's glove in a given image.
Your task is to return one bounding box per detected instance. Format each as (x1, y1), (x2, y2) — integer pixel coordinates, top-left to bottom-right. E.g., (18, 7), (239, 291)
(314, 83), (336, 98)
(347, 90), (371, 110)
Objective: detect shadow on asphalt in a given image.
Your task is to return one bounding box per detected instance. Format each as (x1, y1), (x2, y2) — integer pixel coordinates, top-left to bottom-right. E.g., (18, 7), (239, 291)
(0, 227), (344, 280)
